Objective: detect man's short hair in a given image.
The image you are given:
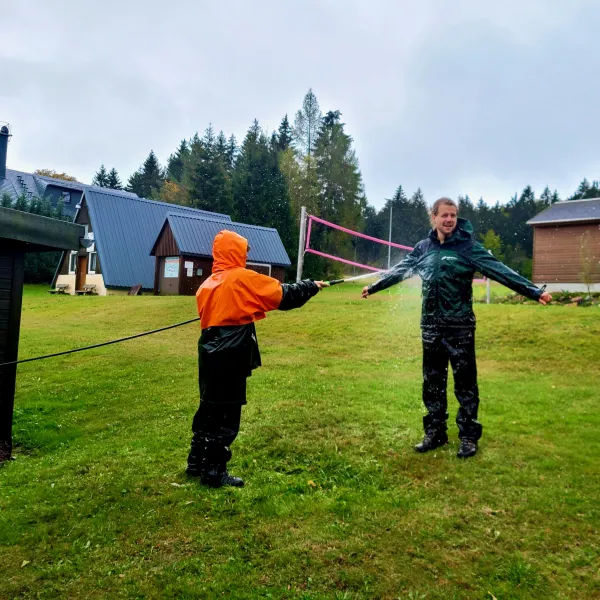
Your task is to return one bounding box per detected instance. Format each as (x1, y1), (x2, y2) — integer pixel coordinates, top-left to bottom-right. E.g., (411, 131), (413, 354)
(431, 197), (458, 215)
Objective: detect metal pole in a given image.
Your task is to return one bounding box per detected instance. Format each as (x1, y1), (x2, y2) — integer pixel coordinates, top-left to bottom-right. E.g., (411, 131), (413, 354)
(486, 249), (492, 304)
(387, 204), (393, 270)
(296, 206), (307, 282)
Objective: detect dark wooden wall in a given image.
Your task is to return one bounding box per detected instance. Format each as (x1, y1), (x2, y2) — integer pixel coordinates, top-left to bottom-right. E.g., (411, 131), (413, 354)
(0, 246), (24, 460)
(533, 223), (600, 284)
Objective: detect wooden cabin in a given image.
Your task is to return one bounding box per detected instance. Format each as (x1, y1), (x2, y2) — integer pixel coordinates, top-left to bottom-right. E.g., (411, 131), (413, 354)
(527, 198), (600, 292)
(151, 213), (289, 295)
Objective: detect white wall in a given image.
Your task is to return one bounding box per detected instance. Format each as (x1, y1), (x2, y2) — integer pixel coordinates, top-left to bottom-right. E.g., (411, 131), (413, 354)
(55, 273), (107, 296)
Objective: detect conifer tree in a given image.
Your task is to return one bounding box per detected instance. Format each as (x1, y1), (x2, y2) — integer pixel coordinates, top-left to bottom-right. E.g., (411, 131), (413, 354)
(294, 89), (322, 157)
(275, 114), (293, 152)
(166, 140), (190, 183)
(184, 126), (233, 215)
(107, 168), (123, 190)
(92, 164), (109, 187)
(126, 150), (164, 198)
(233, 120), (293, 255)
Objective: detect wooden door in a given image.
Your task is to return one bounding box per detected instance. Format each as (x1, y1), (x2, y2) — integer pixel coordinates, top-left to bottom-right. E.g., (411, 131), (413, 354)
(76, 254), (88, 291)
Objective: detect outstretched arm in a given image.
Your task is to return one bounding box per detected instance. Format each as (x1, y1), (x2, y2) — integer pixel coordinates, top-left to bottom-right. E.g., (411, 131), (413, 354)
(470, 243), (552, 304)
(362, 245), (423, 298)
(278, 279), (329, 311)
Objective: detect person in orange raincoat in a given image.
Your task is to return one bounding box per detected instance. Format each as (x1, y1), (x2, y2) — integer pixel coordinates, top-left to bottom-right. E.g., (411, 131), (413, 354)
(187, 229), (329, 487)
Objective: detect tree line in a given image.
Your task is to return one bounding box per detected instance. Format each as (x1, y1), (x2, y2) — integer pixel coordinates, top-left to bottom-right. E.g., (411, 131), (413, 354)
(83, 89), (597, 280)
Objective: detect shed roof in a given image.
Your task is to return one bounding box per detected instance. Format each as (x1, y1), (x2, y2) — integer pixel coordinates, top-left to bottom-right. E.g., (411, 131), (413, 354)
(527, 198), (600, 225)
(153, 213), (291, 267)
(0, 207), (84, 252)
(84, 189), (232, 289)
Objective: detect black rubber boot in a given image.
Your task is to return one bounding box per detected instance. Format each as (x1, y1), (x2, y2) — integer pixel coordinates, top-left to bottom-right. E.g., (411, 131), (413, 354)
(414, 431), (449, 453)
(457, 438), (478, 458)
(200, 468), (244, 488)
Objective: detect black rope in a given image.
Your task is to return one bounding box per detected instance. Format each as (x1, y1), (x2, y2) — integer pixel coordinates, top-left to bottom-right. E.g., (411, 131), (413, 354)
(0, 317), (200, 368)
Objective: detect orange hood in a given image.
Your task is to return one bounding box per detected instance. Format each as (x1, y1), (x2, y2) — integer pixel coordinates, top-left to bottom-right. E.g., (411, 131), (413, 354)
(212, 230), (248, 273)
(196, 230), (283, 328)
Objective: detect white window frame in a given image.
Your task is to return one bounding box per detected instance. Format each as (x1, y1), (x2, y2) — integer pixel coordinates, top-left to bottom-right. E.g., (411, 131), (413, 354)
(88, 251), (98, 275)
(68, 251), (77, 274)
(247, 262), (271, 277)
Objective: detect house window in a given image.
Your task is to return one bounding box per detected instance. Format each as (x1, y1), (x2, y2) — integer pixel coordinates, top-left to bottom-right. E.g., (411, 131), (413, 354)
(88, 252), (98, 274)
(68, 252), (77, 274)
(62, 191), (71, 204)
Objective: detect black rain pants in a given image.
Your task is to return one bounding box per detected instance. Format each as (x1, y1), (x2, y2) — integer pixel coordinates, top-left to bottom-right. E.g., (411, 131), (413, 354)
(421, 329), (482, 441)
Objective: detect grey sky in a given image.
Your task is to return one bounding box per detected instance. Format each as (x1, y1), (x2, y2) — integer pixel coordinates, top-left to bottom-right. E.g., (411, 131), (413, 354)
(2, 0), (599, 209)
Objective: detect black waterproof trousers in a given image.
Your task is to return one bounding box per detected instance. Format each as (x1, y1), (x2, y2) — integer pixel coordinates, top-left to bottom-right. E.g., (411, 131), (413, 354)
(187, 375), (245, 476)
(421, 329), (482, 441)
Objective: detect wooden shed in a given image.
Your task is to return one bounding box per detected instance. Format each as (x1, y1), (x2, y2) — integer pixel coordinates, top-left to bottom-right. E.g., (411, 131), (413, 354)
(527, 198), (600, 292)
(151, 213), (290, 295)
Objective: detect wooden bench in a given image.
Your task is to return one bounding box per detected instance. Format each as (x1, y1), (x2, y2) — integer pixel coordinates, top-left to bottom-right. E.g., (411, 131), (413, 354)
(48, 283), (69, 294)
(75, 284), (97, 295)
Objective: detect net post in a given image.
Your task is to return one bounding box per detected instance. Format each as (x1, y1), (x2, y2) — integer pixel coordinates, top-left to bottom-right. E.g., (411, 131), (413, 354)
(296, 206), (307, 282)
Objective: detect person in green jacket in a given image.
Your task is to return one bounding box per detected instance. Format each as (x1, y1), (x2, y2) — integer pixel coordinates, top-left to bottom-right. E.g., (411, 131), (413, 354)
(362, 197), (552, 458)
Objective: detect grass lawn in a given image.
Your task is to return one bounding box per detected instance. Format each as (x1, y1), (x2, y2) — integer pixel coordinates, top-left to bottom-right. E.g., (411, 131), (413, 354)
(0, 282), (598, 599)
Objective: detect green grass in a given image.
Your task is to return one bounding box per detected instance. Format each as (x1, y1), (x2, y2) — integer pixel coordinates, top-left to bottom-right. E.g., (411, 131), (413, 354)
(1, 283), (598, 599)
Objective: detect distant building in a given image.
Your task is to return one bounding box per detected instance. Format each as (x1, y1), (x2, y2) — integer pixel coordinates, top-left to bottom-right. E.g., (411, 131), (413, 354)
(53, 188), (291, 295)
(527, 198), (600, 292)
(151, 213), (290, 295)
(0, 124), (137, 219)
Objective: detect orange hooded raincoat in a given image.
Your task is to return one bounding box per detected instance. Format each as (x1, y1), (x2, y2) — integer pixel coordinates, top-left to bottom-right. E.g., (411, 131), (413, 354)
(196, 230), (284, 328)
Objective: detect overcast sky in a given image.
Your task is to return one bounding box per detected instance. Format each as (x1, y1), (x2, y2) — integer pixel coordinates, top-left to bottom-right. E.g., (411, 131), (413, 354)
(2, 0), (599, 209)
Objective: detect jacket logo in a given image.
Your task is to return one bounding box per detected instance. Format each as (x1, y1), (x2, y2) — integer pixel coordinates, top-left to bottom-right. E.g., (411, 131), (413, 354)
(441, 256), (458, 261)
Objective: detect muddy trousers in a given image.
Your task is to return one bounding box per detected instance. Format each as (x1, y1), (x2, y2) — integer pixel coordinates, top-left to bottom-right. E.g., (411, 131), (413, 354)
(187, 377), (245, 475)
(421, 330), (482, 441)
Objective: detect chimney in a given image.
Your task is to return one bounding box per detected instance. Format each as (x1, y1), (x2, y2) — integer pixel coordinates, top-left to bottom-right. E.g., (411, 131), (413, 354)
(0, 124), (9, 180)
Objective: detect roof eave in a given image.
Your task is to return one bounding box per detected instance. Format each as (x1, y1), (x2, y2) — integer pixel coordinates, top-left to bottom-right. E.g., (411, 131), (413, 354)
(527, 217), (600, 226)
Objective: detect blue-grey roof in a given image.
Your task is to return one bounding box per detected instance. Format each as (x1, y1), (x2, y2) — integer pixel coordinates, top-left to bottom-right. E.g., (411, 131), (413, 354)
(0, 169), (138, 217)
(159, 213), (291, 266)
(527, 198), (600, 225)
(85, 189), (232, 289)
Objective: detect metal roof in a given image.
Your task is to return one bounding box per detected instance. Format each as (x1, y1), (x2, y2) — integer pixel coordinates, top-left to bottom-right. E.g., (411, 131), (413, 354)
(527, 198), (600, 225)
(84, 189), (232, 289)
(158, 213), (291, 266)
(0, 169), (138, 217)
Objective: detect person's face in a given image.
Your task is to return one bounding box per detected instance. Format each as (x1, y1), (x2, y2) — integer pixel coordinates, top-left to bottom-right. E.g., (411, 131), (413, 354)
(432, 204), (458, 237)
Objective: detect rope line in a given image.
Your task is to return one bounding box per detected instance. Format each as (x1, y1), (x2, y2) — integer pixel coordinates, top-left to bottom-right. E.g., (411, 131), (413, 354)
(0, 317), (200, 368)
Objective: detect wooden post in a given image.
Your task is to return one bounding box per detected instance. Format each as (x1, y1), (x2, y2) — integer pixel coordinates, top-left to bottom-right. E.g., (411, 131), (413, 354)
(296, 206), (307, 282)
(0, 248), (24, 462)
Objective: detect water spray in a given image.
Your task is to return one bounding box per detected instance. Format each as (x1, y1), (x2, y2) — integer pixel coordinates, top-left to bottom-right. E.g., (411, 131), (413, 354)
(326, 270), (387, 286)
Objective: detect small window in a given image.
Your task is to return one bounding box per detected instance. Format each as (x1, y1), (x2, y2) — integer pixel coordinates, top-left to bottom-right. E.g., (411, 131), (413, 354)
(88, 252), (98, 274)
(68, 251), (77, 274)
(62, 191), (71, 204)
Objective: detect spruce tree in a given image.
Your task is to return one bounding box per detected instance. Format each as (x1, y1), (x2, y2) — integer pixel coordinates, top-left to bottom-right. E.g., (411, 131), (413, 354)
(275, 114), (293, 152)
(539, 186), (552, 206)
(107, 168), (123, 190)
(1, 192), (12, 208)
(126, 150), (164, 198)
(184, 126), (233, 215)
(226, 135), (237, 171)
(232, 120), (294, 257)
(312, 110), (364, 275)
(293, 89), (322, 157)
(92, 164), (109, 187)
(166, 140), (189, 182)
